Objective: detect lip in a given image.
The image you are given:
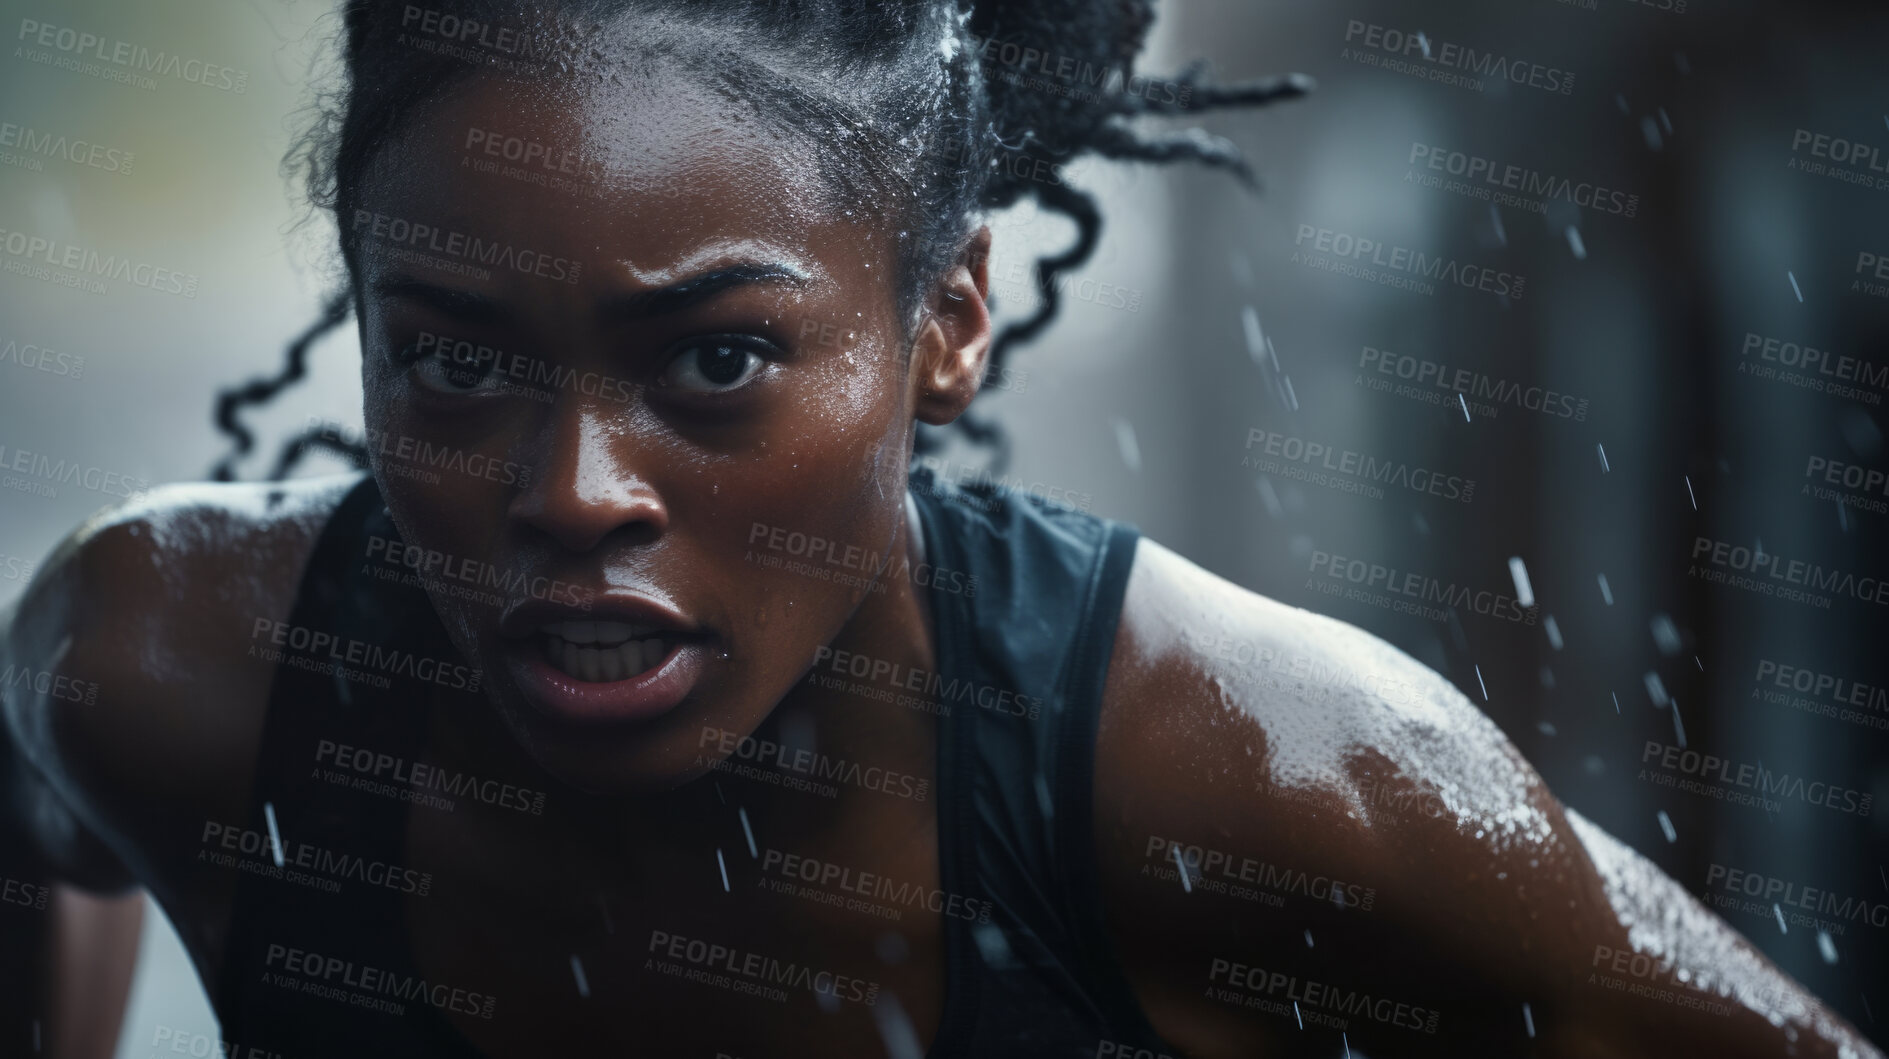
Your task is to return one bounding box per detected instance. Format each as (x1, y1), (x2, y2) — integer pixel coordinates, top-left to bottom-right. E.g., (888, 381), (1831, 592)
(499, 592), (711, 724)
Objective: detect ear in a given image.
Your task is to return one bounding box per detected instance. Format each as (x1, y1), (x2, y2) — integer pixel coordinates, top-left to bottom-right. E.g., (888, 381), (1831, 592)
(911, 226), (993, 427)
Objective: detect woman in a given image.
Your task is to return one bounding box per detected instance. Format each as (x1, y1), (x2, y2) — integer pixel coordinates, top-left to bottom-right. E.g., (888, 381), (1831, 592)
(0, 0), (1877, 1056)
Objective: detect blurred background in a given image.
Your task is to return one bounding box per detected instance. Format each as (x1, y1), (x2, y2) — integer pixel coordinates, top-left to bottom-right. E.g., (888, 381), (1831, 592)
(1, 0), (1885, 1054)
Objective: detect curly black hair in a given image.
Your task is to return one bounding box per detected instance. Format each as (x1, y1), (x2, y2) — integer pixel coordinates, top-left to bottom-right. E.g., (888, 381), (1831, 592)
(208, 0), (1308, 482)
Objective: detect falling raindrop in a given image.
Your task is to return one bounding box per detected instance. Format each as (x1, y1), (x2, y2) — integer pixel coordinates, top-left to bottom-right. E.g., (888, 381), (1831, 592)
(1256, 476), (1283, 518)
(263, 802), (285, 869)
(739, 807), (758, 858)
(1818, 930), (1839, 964)
(1656, 810), (1677, 843)
(1111, 419), (1141, 472)
(1172, 845), (1193, 894)
(1508, 557), (1535, 608)
(1684, 476), (1697, 509)
(717, 849), (730, 892)
(1543, 615), (1564, 650)
(1644, 672), (1670, 707)
(1650, 614), (1681, 655)
(873, 995), (925, 1059)
(1304, 929), (1315, 948)
(1565, 226), (1587, 260)
(1523, 1002), (1536, 1038)
(1475, 665), (1490, 701)
(1787, 272), (1804, 302)
(1774, 904), (1789, 934)
(1595, 444), (1611, 473)
(570, 954), (591, 998)
(1458, 393), (1471, 422)
(1597, 573), (1614, 605)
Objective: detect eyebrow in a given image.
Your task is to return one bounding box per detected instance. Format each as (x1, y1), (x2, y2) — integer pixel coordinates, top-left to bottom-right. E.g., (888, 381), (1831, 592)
(370, 263), (810, 324)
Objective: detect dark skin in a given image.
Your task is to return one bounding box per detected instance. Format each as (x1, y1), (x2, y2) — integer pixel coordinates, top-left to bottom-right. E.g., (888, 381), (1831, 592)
(1, 63), (1878, 1059)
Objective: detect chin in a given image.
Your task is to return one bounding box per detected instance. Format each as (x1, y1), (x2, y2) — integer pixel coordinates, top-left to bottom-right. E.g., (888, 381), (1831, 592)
(486, 683), (748, 798)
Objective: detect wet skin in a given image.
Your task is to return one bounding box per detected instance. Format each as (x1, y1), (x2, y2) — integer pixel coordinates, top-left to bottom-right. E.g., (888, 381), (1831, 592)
(2, 57), (1881, 1059)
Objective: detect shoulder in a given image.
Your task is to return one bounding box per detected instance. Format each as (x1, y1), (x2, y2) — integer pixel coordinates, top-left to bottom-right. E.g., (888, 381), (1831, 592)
(1091, 540), (1560, 1048)
(1096, 537), (1544, 836)
(1090, 541), (1875, 1056)
(1, 475), (361, 886)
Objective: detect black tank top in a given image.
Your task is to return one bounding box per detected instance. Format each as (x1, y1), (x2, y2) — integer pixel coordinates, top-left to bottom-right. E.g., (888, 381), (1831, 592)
(212, 466), (1170, 1058)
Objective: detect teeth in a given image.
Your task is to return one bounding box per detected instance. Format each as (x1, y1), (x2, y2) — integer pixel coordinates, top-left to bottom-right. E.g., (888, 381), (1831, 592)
(541, 635), (670, 682)
(540, 619), (653, 647)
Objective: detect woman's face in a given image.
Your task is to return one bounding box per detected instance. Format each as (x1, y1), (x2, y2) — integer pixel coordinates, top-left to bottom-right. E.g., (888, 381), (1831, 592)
(353, 67), (967, 794)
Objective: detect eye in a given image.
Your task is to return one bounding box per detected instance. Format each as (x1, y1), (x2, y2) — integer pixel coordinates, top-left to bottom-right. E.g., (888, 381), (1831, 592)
(657, 336), (770, 394)
(397, 338), (503, 396)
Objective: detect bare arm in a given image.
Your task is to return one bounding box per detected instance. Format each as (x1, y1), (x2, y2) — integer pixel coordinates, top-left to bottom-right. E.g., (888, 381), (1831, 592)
(1093, 541), (1878, 1058)
(47, 885), (144, 1059)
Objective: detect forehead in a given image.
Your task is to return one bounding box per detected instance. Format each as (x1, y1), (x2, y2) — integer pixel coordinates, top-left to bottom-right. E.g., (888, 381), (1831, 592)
(353, 65), (879, 293)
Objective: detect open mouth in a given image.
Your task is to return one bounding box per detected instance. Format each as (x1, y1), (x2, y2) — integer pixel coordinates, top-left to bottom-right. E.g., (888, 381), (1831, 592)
(537, 620), (691, 683)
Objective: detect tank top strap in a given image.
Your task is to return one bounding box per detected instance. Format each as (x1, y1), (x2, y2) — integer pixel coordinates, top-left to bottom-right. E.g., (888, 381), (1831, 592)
(212, 473), (483, 1057)
(907, 465), (1171, 1058)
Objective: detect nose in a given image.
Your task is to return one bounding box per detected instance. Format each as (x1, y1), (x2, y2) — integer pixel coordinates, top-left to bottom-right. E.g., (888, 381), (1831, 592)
(509, 403), (668, 553)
